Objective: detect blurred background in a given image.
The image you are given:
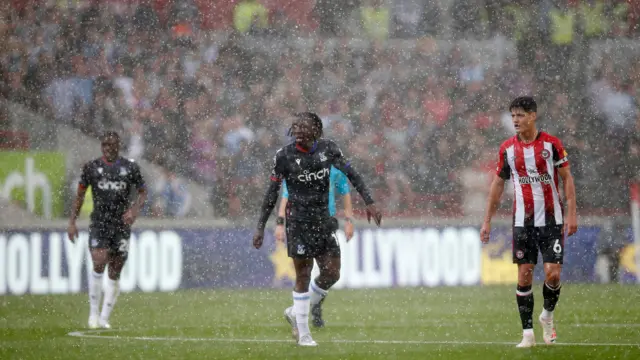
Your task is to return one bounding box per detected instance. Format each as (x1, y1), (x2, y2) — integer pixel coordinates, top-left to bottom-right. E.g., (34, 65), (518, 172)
(0, 0), (639, 288)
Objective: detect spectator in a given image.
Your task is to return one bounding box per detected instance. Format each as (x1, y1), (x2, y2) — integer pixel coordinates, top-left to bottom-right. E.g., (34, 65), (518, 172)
(151, 167), (192, 218)
(361, 0), (390, 41)
(233, 0), (269, 35)
(1, 0), (637, 219)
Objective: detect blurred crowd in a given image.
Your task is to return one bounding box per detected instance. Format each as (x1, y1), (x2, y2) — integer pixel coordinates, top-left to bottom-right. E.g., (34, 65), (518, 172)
(1, 0), (640, 218)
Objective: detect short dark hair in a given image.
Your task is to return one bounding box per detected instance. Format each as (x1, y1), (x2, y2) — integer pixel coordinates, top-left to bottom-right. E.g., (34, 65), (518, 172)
(509, 96), (537, 113)
(288, 112), (324, 139)
(99, 131), (120, 142)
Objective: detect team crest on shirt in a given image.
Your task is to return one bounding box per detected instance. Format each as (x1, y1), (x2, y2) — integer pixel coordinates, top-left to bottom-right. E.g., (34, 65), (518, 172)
(541, 149), (550, 159)
(319, 152), (327, 162)
(120, 167), (128, 176)
(296, 158), (301, 166)
(98, 167), (103, 174)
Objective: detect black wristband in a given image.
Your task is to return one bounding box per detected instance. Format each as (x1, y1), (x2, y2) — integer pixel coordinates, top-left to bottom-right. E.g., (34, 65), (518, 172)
(276, 216), (285, 225)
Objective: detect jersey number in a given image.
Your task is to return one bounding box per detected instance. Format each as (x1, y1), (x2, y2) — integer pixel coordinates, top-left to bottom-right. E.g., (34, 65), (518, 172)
(553, 239), (562, 254)
(118, 239), (129, 253)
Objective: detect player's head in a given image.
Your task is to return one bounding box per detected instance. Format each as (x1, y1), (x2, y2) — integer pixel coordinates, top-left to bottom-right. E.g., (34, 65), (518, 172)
(509, 96), (537, 135)
(100, 131), (120, 162)
(290, 112), (323, 145)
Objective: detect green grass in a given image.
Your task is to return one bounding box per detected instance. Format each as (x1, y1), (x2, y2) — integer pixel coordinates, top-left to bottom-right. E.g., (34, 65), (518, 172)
(1, 285), (640, 359)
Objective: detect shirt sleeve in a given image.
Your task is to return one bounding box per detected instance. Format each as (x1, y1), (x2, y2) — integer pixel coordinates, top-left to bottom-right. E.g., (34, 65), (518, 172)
(281, 180), (289, 199)
(327, 140), (374, 205)
(333, 168), (350, 195)
(496, 147), (511, 180)
(78, 163), (91, 189)
(552, 139), (569, 168)
(270, 149), (286, 183)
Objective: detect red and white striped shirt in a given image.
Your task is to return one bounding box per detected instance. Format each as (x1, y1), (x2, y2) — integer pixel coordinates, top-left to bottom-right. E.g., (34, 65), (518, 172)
(496, 132), (569, 227)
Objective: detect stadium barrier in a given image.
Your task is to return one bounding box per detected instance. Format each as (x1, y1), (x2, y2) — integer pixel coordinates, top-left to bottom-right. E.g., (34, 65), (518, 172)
(0, 224), (637, 296)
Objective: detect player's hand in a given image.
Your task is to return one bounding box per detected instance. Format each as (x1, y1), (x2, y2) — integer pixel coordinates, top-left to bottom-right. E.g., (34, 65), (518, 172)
(253, 230), (264, 249)
(344, 221), (354, 241)
(366, 203), (382, 226)
(123, 209), (137, 225)
(67, 222), (78, 243)
(480, 222), (491, 244)
(563, 215), (578, 237)
(274, 224), (285, 243)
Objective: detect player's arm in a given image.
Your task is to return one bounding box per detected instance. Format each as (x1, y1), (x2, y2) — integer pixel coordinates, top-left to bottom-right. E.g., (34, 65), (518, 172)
(342, 193), (354, 240)
(556, 151), (577, 237)
(274, 182), (288, 242)
(327, 141), (381, 225)
(481, 148), (510, 243)
(482, 175), (506, 226)
(336, 170), (355, 240)
(123, 163), (148, 225)
(558, 166), (577, 235)
(254, 150), (285, 249)
(68, 164), (90, 242)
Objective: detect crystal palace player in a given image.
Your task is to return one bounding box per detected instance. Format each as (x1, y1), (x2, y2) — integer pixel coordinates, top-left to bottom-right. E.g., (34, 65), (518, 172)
(67, 131), (147, 329)
(480, 97), (577, 348)
(275, 165), (354, 329)
(253, 112), (382, 347)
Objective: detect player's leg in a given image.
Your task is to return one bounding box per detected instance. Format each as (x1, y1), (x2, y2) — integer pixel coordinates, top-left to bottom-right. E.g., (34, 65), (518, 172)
(284, 220), (317, 346)
(99, 235), (130, 328)
(88, 248), (109, 329)
(538, 225), (564, 344)
(310, 232), (341, 328)
(292, 258), (316, 346)
(513, 227), (538, 348)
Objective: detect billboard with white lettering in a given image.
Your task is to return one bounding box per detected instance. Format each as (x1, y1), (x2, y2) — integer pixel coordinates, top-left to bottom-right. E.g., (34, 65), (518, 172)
(0, 226), (635, 295)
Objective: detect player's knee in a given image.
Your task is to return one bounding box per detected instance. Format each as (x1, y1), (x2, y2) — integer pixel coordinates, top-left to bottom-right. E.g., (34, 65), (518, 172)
(93, 263), (106, 273)
(327, 269), (340, 285)
(107, 268), (121, 281)
(545, 270), (561, 286)
(517, 266), (534, 285)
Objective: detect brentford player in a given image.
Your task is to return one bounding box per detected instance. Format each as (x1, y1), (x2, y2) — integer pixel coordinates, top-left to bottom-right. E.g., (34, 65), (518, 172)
(480, 96), (578, 348)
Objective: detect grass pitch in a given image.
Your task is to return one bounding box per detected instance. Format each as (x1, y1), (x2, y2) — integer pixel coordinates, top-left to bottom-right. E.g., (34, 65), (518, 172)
(1, 285), (639, 359)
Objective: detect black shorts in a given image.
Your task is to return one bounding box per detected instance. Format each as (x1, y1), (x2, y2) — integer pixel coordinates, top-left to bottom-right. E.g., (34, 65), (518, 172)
(286, 217), (340, 259)
(512, 225), (563, 265)
(89, 223), (131, 259)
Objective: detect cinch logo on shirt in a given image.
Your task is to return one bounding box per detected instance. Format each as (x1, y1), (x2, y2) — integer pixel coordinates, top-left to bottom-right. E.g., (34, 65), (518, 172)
(97, 180), (128, 190)
(297, 168), (330, 183)
(519, 173), (552, 185)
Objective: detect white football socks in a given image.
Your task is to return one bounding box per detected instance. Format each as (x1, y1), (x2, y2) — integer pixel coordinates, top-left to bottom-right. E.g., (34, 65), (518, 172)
(293, 291), (311, 338)
(89, 271), (103, 317)
(310, 278), (328, 306)
(100, 278), (120, 323)
(541, 309), (553, 319)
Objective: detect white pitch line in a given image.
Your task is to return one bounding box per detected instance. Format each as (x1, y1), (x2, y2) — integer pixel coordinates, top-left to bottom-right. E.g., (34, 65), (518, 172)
(67, 330), (640, 347)
(572, 324), (640, 328)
